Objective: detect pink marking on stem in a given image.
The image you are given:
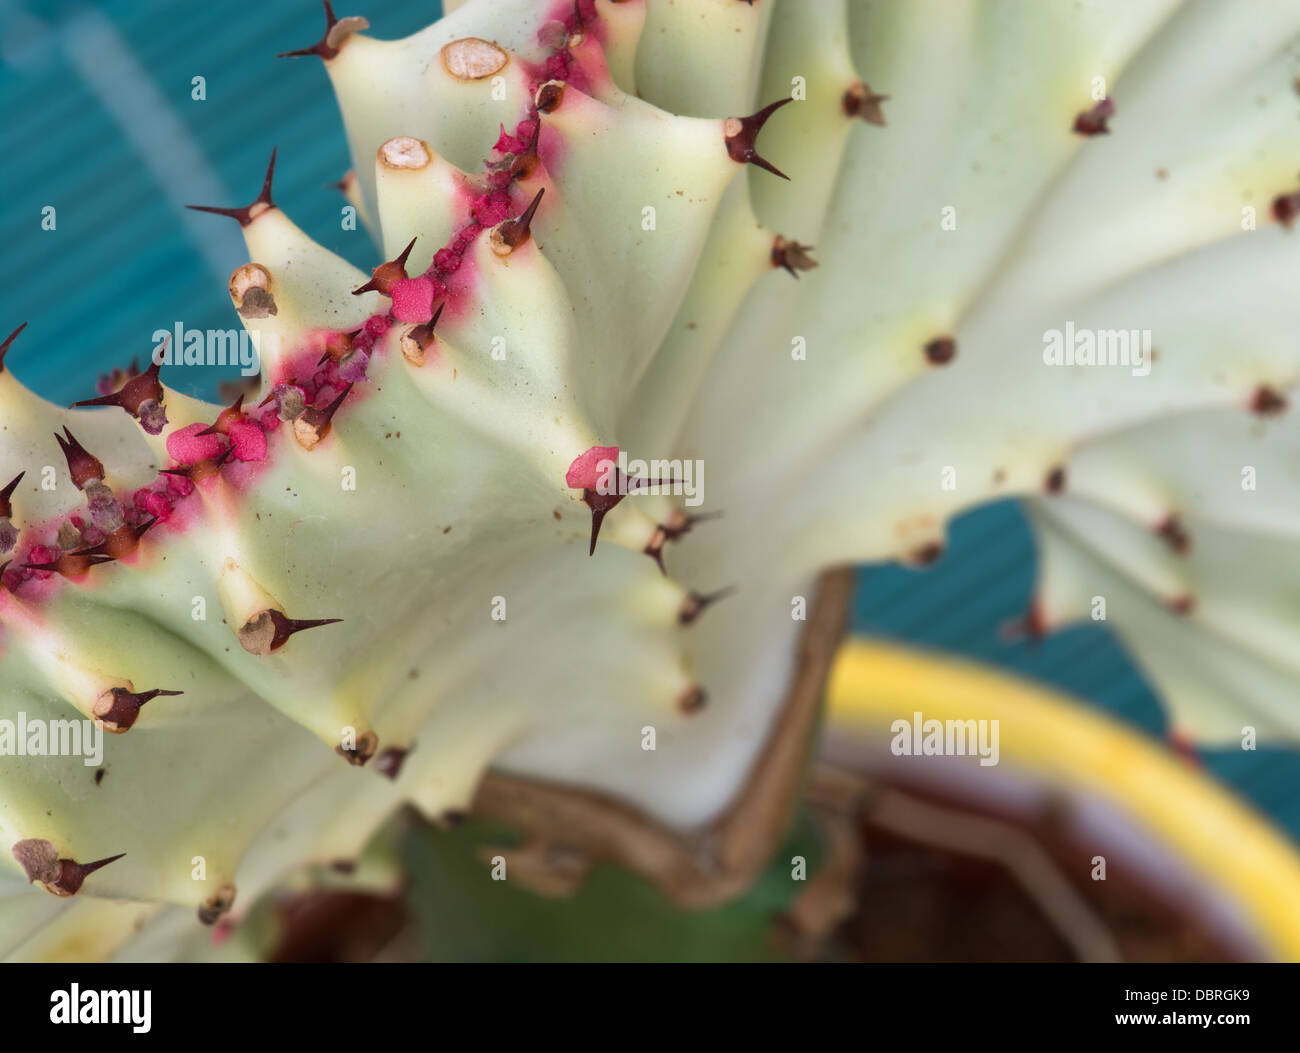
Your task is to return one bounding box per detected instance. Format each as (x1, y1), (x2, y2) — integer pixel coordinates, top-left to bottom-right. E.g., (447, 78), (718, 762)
(566, 446), (619, 489)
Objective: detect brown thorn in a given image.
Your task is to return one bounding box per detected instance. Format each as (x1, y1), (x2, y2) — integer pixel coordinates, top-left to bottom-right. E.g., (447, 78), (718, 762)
(186, 149), (278, 227)
(74, 516), (158, 560)
(535, 80), (565, 113)
(644, 543), (667, 576)
(493, 187), (546, 253)
(293, 383), (353, 450)
(51, 852), (127, 896)
(197, 393), (246, 436)
(510, 118), (543, 180)
(1272, 190), (1300, 227)
(676, 685), (708, 715)
(268, 611), (343, 652)
(1044, 466), (1066, 494)
(1073, 97), (1115, 137)
(276, 1), (364, 60)
(0, 321), (27, 373)
(843, 81), (889, 126)
(1155, 515), (1191, 555)
(679, 585), (739, 626)
(771, 236), (818, 278)
(910, 541), (944, 566)
(1250, 385), (1288, 416)
(581, 466), (679, 558)
(55, 427), (105, 490)
(335, 730), (378, 767)
(92, 687), (182, 733)
(0, 471), (24, 518)
(584, 497), (618, 556)
(393, 235), (417, 269)
(197, 884), (237, 925)
(724, 98), (793, 179)
(375, 746), (411, 780)
(923, 336), (957, 365)
(71, 353), (165, 415)
(25, 552), (116, 578)
(400, 303), (445, 366)
(353, 236), (416, 295)
(673, 509), (723, 534)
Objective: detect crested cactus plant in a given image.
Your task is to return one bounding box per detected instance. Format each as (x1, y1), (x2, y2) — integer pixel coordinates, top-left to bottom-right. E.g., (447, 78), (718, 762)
(2, 0), (1299, 960)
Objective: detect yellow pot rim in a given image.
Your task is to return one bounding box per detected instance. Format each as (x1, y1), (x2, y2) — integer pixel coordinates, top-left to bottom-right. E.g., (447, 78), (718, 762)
(826, 638), (1300, 961)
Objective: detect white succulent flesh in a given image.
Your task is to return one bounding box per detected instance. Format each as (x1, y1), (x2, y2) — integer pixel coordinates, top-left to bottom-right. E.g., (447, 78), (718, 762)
(1, 0), (1297, 958)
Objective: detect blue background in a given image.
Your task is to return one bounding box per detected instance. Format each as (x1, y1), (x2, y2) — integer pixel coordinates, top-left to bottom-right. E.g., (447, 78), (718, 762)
(2, 0), (1296, 839)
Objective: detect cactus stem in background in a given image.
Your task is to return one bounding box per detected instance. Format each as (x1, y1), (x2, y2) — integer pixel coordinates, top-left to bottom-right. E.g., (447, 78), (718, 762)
(276, 1), (367, 61)
(93, 686), (184, 734)
(187, 149), (279, 227)
(5, 0), (1299, 962)
(724, 98), (793, 179)
(0, 321), (25, 372)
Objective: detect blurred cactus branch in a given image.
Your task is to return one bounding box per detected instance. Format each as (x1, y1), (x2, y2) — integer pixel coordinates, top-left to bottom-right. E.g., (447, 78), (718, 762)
(469, 568), (856, 908)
